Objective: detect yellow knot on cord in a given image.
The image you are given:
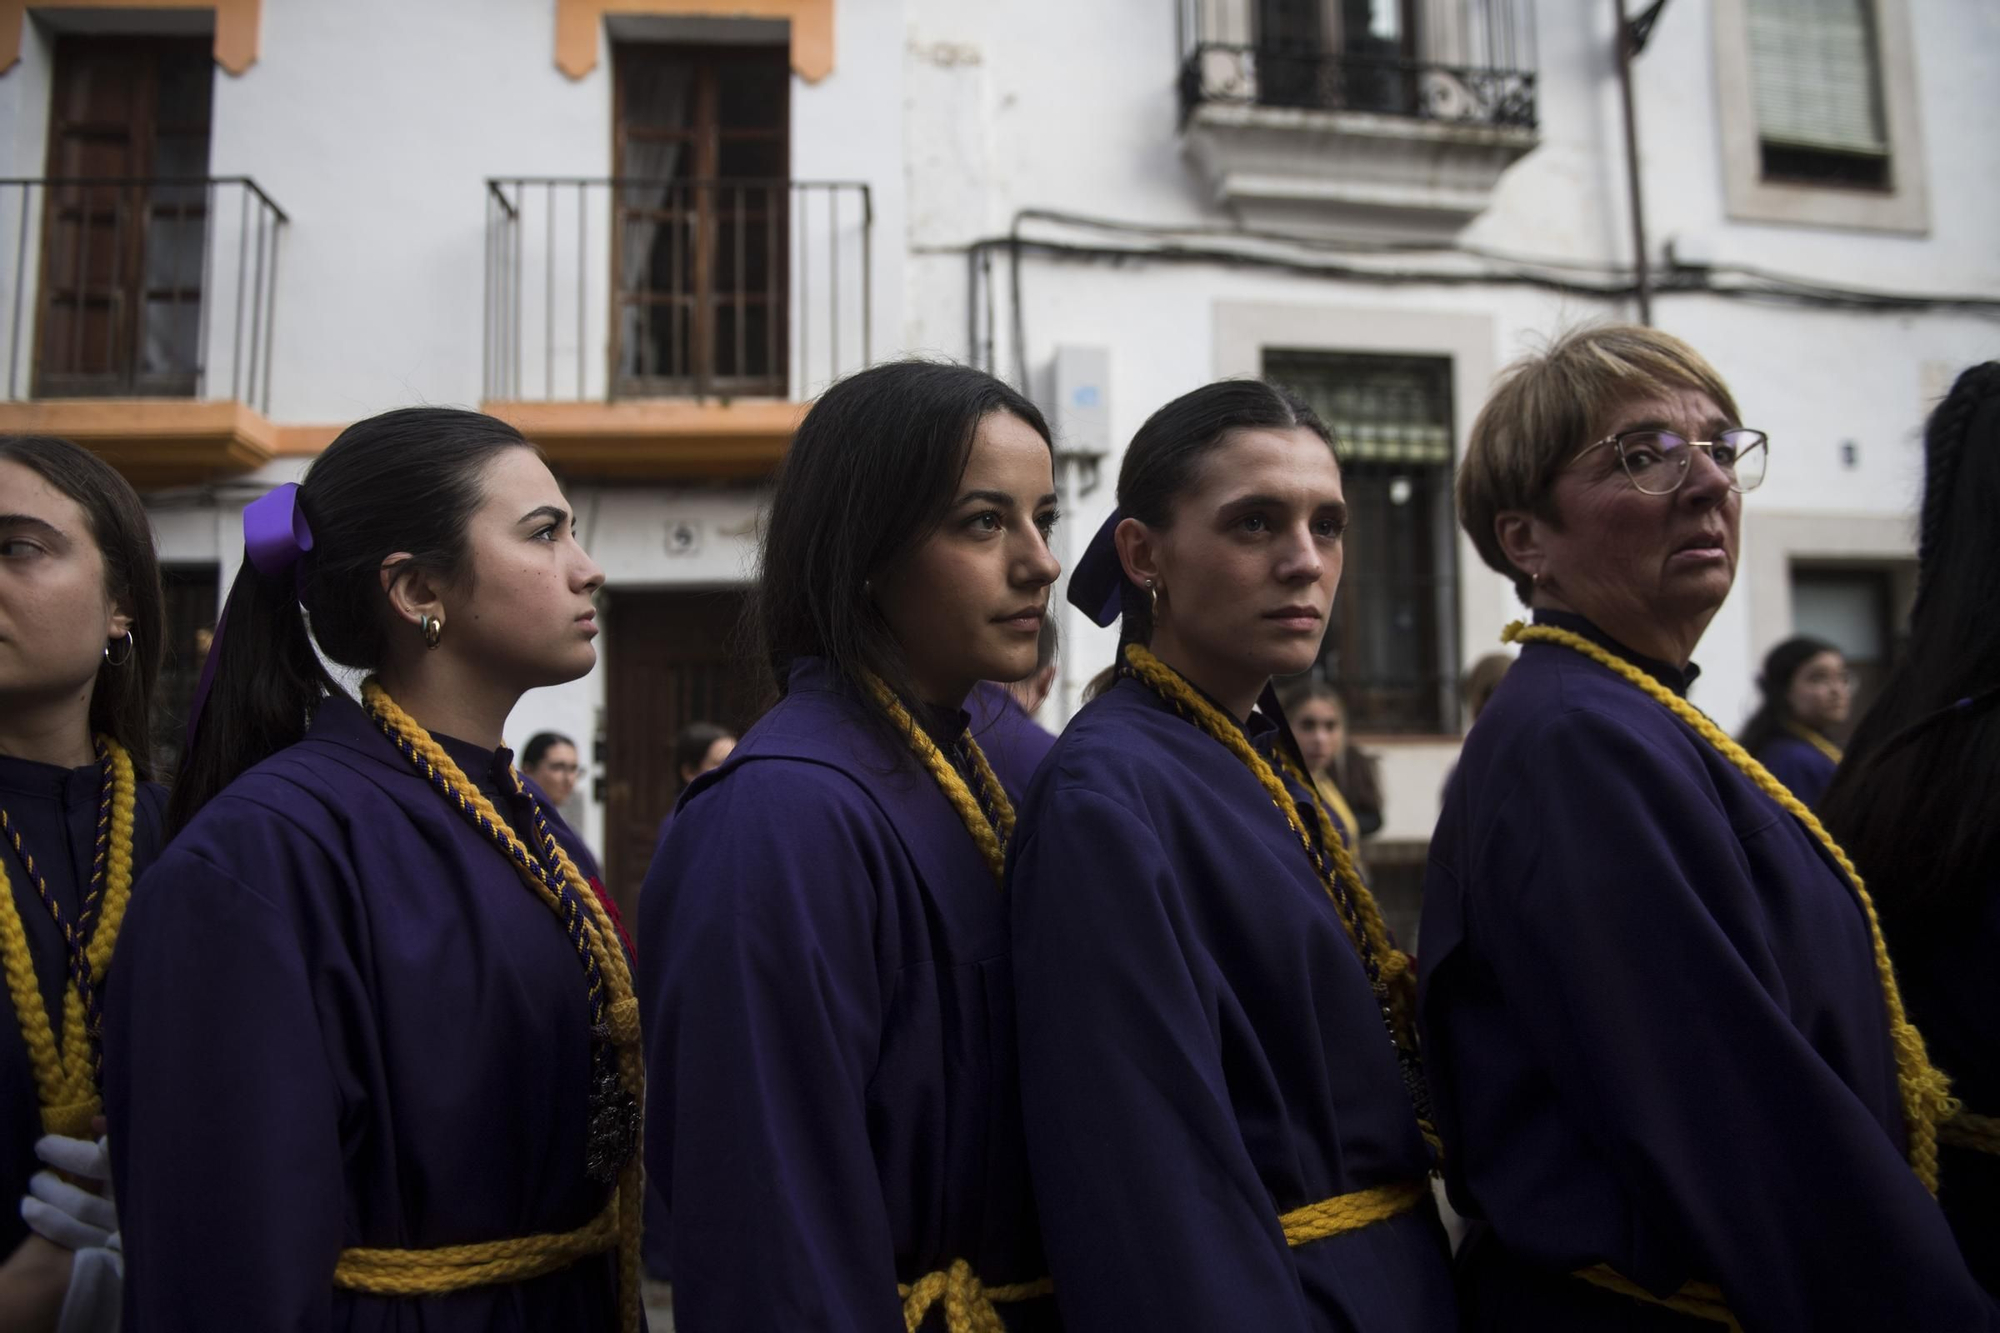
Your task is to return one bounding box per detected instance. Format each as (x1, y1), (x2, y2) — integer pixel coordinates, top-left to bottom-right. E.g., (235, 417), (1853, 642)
(604, 996), (641, 1047)
(897, 1261), (1053, 1333)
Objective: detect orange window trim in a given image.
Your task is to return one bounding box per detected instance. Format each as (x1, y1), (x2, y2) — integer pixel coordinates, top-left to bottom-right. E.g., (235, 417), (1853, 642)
(555, 0), (831, 83)
(0, 0), (262, 75)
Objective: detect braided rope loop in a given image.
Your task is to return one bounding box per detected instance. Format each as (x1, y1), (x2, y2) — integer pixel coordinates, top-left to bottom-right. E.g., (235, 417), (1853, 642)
(359, 680), (644, 1332)
(1503, 621), (1954, 1193)
(1120, 645), (1440, 1160)
(0, 737), (136, 1134)
(864, 676), (1014, 884)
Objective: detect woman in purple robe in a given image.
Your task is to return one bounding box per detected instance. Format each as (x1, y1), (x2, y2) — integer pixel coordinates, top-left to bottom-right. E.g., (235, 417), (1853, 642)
(105, 409), (646, 1332)
(1426, 324), (1995, 1329)
(639, 361), (1062, 1331)
(1822, 362), (2000, 1296)
(1007, 380), (1455, 1331)
(0, 437), (167, 1332)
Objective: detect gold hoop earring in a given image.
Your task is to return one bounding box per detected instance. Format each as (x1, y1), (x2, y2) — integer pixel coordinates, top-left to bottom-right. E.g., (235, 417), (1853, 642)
(1146, 579), (1160, 617)
(103, 630), (134, 667)
(420, 614), (443, 650)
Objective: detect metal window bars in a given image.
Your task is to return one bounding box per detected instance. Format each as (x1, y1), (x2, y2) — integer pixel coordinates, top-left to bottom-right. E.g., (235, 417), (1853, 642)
(0, 176), (285, 412)
(484, 177), (873, 403)
(1176, 0), (1538, 131)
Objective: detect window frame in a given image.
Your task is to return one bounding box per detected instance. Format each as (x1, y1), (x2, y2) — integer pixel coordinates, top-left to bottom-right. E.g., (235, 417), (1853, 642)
(1711, 0), (1929, 233)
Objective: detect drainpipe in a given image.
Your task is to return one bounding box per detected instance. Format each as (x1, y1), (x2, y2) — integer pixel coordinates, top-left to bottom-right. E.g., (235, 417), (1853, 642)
(1613, 0), (1653, 325)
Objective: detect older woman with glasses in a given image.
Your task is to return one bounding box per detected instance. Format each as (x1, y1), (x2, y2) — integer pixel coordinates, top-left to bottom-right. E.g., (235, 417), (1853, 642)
(1420, 325), (1994, 1330)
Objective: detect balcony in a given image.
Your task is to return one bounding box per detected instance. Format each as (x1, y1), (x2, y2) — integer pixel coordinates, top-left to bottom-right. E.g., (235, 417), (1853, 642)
(0, 176), (287, 486)
(482, 176), (873, 479)
(1176, 0), (1539, 242)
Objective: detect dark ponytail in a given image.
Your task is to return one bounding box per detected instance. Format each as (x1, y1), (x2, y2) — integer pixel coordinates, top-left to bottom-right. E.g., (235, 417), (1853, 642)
(0, 436), (165, 778)
(1082, 379), (1334, 699)
(1736, 635), (1839, 758)
(168, 408), (537, 833)
(1821, 363), (2000, 940)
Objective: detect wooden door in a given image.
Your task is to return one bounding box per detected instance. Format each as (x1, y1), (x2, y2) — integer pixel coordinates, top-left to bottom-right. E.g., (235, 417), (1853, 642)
(36, 37), (213, 398)
(600, 587), (765, 920)
(612, 43), (789, 397)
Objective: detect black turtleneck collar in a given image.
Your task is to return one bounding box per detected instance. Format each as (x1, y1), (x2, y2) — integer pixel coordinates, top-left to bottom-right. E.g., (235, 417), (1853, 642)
(0, 752), (104, 805)
(1534, 608), (1701, 698)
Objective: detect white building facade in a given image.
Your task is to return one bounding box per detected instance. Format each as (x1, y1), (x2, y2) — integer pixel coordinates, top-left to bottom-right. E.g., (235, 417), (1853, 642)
(2, 0), (1995, 918)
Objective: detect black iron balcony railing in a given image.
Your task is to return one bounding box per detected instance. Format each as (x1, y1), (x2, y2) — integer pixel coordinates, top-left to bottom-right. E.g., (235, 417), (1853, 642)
(484, 177), (872, 402)
(1177, 0), (1537, 131)
(0, 176), (285, 411)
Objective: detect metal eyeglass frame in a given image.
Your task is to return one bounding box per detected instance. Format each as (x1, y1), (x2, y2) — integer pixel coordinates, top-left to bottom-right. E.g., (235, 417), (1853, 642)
(1568, 428), (1770, 495)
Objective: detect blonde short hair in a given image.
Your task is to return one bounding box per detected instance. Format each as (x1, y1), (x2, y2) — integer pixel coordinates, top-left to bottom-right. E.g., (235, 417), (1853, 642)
(1456, 324), (1741, 602)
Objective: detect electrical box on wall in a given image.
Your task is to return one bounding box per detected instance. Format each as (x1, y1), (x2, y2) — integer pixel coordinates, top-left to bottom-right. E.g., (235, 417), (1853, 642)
(1051, 345), (1110, 458)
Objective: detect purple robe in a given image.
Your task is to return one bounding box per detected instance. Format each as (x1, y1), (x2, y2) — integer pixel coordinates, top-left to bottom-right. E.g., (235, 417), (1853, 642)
(1420, 611), (1997, 1329)
(0, 753), (167, 1259)
(1007, 674), (1454, 1332)
(967, 681), (1058, 800)
(1896, 893), (2000, 1295)
(638, 658), (1055, 1331)
(104, 690), (633, 1331)
(1755, 734), (1838, 810)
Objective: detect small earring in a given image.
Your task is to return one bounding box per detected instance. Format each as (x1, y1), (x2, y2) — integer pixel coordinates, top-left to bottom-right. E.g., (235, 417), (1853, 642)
(1145, 578), (1160, 617)
(420, 614), (443, 650)
(103, 630), (134, 667)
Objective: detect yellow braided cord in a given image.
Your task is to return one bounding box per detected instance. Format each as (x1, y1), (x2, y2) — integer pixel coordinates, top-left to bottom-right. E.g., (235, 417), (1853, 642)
(334, 1196), (619, 1295)
(1277, 1180), (1425, 1245)
(1574, 1265), (1741, 1331)
(865, 677), (1015, 884)
(897, 1262), (1054, 1333)
(1314, 775), (1362, 852)
(1782, 721), (1845, 765)
(1123, 646), (1439, 1159)
(0, 737), (135, 1136)
(1941, 1110), (2000, 1155)
(358, 681), (644, 1332)
(1503, 622), (1954, 1196)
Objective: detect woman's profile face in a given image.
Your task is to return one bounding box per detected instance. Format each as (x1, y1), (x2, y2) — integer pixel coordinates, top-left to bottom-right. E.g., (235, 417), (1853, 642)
(873, 411), (1061, 706)
(1787, 650), (1852, 731)
(1292, 696), (1345, 775)
(440, 449), (606, 692)
(1535, 387), (1741, 653)
(0, 458), (130, 714)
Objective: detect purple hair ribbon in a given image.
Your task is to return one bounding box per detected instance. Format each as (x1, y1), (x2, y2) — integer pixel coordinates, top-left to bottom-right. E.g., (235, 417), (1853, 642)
(184, 484), (315, 750)
(1066, 508), (1129, 629)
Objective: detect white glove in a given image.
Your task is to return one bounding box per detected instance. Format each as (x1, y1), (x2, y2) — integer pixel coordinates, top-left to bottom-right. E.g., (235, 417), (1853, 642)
(20, 1136), (116, 1252)
(56, 1235), (120, 1333)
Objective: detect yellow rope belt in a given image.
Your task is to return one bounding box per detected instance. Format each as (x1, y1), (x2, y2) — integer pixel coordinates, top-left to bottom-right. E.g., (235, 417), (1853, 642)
(1574, 1265), (1739, 1331)
(332, 1196), (619, 1296)
(1941, 1110), (2000, 1155)
(895, 1181), (1423, 1331)
(1278, 1179), (1426, 1244)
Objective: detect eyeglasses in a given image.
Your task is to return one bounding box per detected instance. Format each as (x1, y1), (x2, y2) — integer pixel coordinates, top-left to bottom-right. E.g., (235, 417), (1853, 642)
(1570, 428), (1769, 496)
